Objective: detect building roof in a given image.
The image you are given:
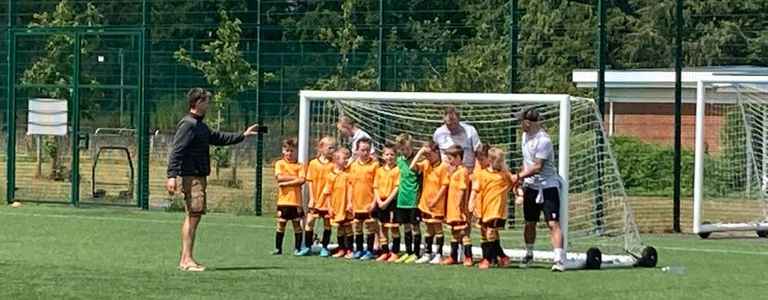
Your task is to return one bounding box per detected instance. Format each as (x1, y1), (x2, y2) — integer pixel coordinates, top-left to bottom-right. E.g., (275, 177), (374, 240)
(573, 66), (768, 89)
(572, 66), (768, 103)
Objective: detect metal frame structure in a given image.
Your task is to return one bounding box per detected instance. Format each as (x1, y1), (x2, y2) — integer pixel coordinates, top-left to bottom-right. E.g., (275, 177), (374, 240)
(4, 1), (150, 209)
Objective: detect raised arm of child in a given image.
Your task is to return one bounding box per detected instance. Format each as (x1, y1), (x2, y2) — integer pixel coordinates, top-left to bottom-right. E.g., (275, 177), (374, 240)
(409, 146), (429, 171)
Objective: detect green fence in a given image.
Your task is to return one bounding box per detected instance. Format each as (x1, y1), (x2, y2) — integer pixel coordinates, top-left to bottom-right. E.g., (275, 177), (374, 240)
(2, 1), (767, 226)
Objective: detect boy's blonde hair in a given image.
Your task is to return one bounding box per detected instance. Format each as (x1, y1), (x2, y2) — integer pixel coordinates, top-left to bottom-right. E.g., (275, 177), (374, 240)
(395, 133), (413, 157)
(315, 136), (337, 156)
(487, 147), (507, 171)
(318, 136), (336, 147)
(334, 147), (351, 160)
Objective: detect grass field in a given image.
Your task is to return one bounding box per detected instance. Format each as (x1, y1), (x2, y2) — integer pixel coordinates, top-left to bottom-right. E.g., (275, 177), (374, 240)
(1, 204), (767, 299)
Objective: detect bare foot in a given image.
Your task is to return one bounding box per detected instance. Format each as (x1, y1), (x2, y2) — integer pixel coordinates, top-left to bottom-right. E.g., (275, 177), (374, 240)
(179, 259), (203, 268)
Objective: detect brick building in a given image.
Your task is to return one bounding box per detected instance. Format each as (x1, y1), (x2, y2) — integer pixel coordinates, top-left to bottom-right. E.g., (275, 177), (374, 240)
(572, 66), (768, 153)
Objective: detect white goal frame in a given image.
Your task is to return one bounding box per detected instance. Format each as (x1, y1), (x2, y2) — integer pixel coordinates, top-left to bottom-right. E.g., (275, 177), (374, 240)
(694, 76), (768, 235)
(299, 90), (573, 249)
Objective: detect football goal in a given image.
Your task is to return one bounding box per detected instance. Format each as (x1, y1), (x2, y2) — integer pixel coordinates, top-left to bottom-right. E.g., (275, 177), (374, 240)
(693, 77), (768, 238)
(298, 90), (657, 269)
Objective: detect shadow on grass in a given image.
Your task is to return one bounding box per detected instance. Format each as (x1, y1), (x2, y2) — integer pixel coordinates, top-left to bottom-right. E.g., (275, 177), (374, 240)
(208, 266), (283, 272)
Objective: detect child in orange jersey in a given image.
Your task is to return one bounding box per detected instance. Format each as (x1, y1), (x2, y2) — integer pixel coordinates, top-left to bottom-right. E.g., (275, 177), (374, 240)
(323, 147), (355, 258)
(411, 141), (449, 264)
(469, 147), (518, 269)
(373, 143), (400, 261)
(466, 143), (491, 264)
(273, 138), (305, 255)
(348, 138), (380, 260)
(299, 136), (337, 257)
(441, 145), (473, 266)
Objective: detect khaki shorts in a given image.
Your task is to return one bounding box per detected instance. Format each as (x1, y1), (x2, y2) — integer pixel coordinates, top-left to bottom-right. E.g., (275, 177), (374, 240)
(181, 176), (207, 216)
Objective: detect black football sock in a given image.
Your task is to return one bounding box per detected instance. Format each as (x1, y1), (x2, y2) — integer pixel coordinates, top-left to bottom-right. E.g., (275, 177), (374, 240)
(336, 235), (345, 252)
(488, 241), (498, 263)
(495, 240), (507, 258)
(404, 231), (413, 254)
(346, 235), (354, 252)
(355, 234), (364, 252)
(294, 233), (303, 251)
(450, 242), (459, 261)
(366, 234), (375, 252)
(392, 236), (402, 253)
(481, 242), (489, 260)
(304, 230), (314, 249)
(275, 231), (285, 252)
(424, 236), (434, 255)
(435, 236), (444, 256)
(464, 243), (473, 260)
(414, 233), (422, 257)
(322, 230), (332, 249)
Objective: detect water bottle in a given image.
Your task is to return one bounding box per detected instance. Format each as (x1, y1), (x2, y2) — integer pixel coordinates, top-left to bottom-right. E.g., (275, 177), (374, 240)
(661, 266), (687, 275)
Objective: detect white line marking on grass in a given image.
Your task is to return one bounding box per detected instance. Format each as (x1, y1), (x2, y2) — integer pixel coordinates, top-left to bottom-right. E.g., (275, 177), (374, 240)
(0, 211), (274, 230)
(657, 246), (768, 256)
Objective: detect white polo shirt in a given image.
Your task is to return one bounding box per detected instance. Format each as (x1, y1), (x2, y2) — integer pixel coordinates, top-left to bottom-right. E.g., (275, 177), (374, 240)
(350, 128), (374, 154)
(522, 129), (560, 189)
(433, 122), (481, 169)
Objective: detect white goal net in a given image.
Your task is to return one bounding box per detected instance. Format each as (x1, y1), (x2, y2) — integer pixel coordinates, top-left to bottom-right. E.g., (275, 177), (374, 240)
(299, 91), (655, 268)
(694, 79), (768, 238)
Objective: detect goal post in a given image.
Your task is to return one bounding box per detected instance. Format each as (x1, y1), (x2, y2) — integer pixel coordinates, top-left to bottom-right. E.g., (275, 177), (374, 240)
(298, 90), (656, 269)
(694, 77), (768, 238)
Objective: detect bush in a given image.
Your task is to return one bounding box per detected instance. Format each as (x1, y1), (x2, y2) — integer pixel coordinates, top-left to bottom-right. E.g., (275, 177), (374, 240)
(610, 136), (695, 197)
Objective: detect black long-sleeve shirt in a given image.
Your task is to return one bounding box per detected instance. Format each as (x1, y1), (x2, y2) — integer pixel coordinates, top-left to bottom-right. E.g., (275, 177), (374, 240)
(167, 113), (245, 178)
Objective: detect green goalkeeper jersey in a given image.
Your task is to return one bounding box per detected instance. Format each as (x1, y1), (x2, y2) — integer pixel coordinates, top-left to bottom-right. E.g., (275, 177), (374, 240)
(396, 155), (420, 208)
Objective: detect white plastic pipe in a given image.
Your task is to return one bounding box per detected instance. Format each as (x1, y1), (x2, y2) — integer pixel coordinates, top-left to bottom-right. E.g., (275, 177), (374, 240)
(693, 81), (705, 234)
(298, 95), (311, 205)
(299, 90), (569, 103)
(700, 222), (768, 232)
(298, 95), (311, 164)
(558, 96), (571, 251)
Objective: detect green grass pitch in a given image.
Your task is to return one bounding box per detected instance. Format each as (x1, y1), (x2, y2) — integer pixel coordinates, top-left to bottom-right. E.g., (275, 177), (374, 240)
(1, 205), (766, 299)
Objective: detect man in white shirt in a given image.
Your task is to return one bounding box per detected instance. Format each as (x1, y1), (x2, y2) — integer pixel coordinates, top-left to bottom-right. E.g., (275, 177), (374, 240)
(513, 108), (566, 272)
(337, 115), (374, 158)
(432, 106), (481, 170)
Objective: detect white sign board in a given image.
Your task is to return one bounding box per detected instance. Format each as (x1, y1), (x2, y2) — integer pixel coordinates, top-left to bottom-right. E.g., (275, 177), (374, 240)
(28, 98), (68, 136)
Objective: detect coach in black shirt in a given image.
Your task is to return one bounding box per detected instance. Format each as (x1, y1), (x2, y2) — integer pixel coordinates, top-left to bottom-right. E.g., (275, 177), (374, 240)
(166, 88), (260, 272)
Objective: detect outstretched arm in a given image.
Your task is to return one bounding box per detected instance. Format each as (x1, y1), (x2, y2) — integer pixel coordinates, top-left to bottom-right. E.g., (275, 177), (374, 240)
(210, 124), (262, 146)
(517, 158), (542, 180)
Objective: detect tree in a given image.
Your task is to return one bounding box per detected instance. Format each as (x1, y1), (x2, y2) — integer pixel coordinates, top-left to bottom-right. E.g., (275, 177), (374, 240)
(20, 0), (104, 180)
(174, 9), (270, 186)
(311, 0), (379, 91)
(420, 0), (509, 93)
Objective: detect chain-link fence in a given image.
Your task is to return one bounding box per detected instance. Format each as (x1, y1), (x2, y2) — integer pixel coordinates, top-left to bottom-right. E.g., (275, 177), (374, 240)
(3, 1), (767, 232)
